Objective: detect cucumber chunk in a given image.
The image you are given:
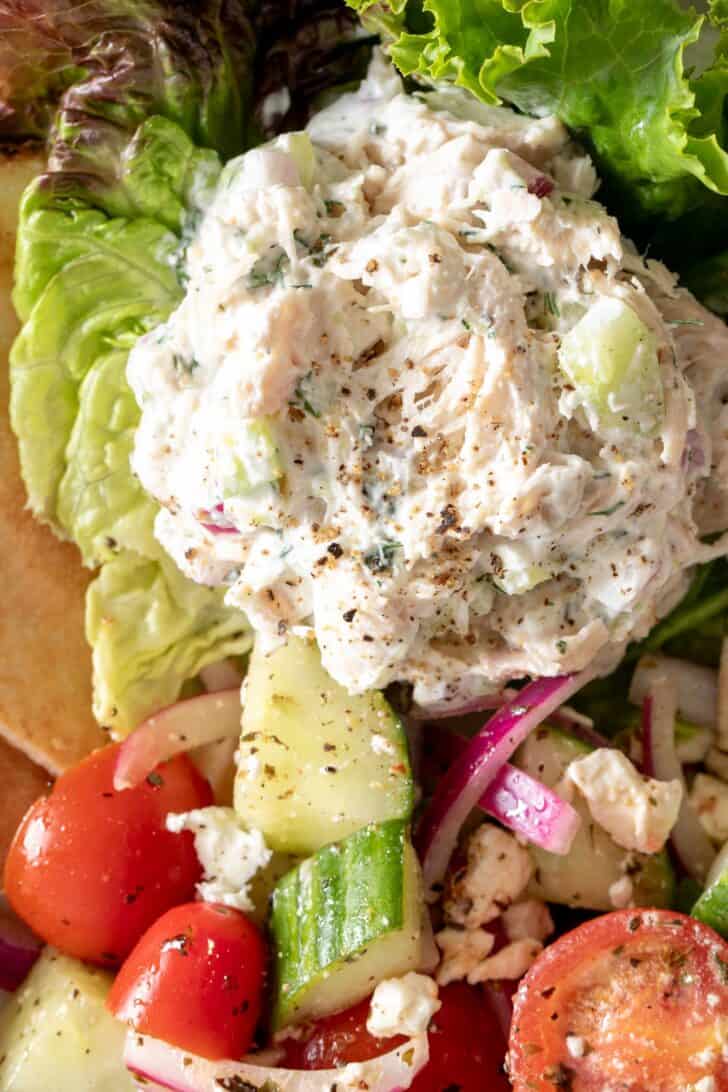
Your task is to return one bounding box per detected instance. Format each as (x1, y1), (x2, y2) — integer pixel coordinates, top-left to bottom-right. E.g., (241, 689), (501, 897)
(270, 819), (423, 1028)
(692, 842), (728, 936)
(234, 636), (413, 854)
(558, 297), (663, 434)
(219, 417), (282, 498)
(514, 725), (675, 911)
(0, 949), (134, 1091)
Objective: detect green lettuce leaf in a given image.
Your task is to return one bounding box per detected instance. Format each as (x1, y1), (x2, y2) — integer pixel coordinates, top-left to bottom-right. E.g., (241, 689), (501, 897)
(0, 0), (256, 152)
(7, 1), (370, 731)
(87, 553), (252, 731)
(11, 116), (219, 563)
(7, 4), (255, 731)
(350, 0), (728, 220)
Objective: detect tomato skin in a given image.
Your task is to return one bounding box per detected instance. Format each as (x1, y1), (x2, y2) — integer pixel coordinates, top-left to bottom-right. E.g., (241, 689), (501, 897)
(280, 998), (403, 1069)
(509, 909), (728, 1092)
(4, 744), (211, 966)
(108, 902), (266, 1061)
(280, 983), (509, 1090)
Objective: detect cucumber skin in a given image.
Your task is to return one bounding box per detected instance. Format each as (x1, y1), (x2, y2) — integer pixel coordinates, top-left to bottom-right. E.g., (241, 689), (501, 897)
(693, 880), (728, 937)
(271, 820), (412, 1028)
(235, 636), (414, 855)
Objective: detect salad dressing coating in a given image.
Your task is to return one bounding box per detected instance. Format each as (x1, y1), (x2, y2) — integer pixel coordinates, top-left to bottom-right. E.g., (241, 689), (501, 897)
(128, 53), (728, 706)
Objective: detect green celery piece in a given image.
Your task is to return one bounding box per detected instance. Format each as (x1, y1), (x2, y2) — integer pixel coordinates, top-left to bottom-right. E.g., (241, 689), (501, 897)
(86, 552), (251, 733)
(557, 297), (663, 433)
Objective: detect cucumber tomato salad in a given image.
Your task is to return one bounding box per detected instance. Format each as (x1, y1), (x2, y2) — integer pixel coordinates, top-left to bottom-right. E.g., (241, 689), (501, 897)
(5, 2), (728, 1090)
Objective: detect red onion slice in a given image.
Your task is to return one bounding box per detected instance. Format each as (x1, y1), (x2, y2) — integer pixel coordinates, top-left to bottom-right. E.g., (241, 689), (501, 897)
(641, 680), (715, 883)
(630, 654), (717, 727)
(0, 896), (42, 992)
(482, 763), (580, 856)
(418, 671), (592, 895)
(124, 1031), (429, 1092)
(439, 730), (579, 854)
(114, 689), (242, 791)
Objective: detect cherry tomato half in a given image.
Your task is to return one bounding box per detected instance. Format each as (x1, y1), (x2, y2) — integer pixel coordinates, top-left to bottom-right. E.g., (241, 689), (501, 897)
(4, 743), (211, 966)
(509, 908), (728, 1091)
(281, 982), (510, 1090)
(108, 901), (267, 1060)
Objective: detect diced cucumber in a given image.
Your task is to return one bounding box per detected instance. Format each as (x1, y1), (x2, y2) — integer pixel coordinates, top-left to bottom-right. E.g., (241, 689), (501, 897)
(0, 949), (134, 1091)
(234, 636), (413, 854)
(513, 725), (675, 910)
(218, 417), (282, 498)
(692, 842), (728, 936)
(274, 132), (317, 190)
(558, 297), (663, 433)
(270, 819), (423, 1028)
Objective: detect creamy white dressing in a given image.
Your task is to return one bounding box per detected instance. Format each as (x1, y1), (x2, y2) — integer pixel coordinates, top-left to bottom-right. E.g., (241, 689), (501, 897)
(128, 53), (728, 705)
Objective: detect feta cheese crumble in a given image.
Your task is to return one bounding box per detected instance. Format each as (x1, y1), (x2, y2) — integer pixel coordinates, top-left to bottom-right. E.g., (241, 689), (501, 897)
(690, 773), (728, 844)
(444, 823), (533, 928)
(366, 973), (441, 1038)
(166, 806), (272, 911)
(567, 748), (682, 853)
(128, 50), (728, 705)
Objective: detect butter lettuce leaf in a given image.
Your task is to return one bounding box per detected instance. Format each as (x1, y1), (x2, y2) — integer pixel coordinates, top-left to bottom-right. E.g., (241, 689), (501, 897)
(87, 553), (251, 732)
(0, 0), (256, 152)
(6, 4), (254, 731)
(350, 0), (728, 220)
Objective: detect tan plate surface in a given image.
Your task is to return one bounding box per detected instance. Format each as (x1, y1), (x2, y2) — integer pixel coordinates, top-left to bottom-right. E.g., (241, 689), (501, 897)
(0, 149), (106, 776)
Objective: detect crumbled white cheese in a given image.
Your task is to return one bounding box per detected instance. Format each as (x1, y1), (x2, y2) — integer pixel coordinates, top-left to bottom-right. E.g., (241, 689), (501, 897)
(466, 939), (543, 984)
(567, 748), (682, 853)
(435, 928), (495, 987)
(690, 1078), (716, 1092)
(690, 774), (728, 844)
(608, 875), (634, 909)
(166, 806), (271, 911)
(366, 973), (441, 1038)
(501, 900), (554, 943)
(444, 823), (533, 928)
(370, 733), (396, 756)
(566, 1035), (587, 1059)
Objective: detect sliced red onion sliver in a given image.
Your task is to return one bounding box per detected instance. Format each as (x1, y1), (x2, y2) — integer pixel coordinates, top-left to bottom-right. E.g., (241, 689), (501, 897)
(124, 1031), (429, 1092)
(114, 689), (242, 791)
(630, 654), (717, 727)
(201, 522), (239, 535)
(418, 671), (592, 895)
(0, 896), (42, 992)
(641, 681), (715, 883)
(442, 730), (580, 854)
(482, 763), (580, 856)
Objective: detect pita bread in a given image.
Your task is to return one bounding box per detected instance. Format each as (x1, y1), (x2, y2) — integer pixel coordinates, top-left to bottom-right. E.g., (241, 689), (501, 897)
(0, 734), (51, 862)
(0, 147), (106, 775)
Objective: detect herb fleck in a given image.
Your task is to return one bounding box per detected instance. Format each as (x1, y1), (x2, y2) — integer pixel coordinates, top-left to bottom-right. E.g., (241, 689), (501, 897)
(588, 501), (625, 518)
(363, 541), (402, 573)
